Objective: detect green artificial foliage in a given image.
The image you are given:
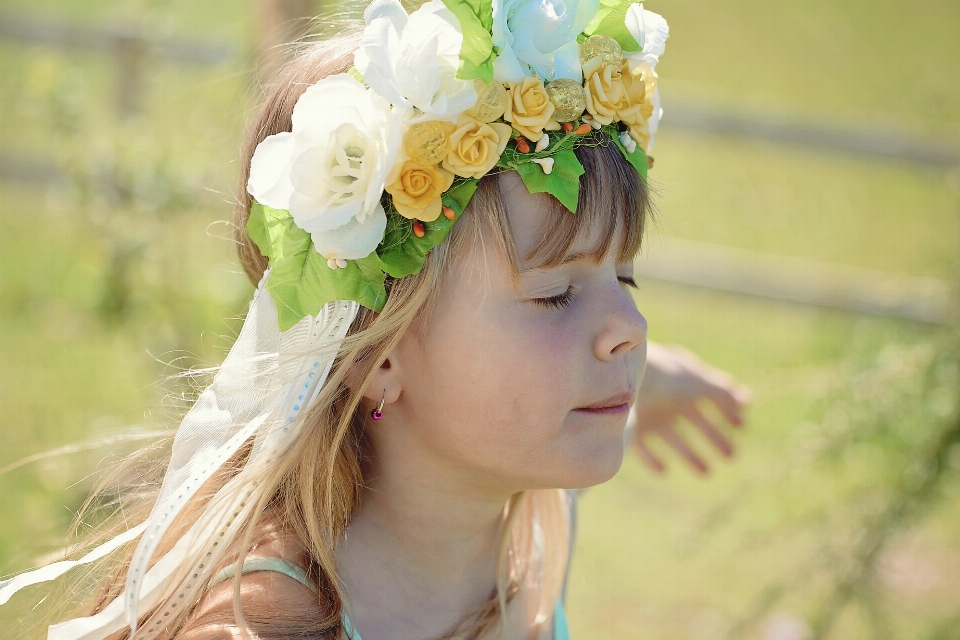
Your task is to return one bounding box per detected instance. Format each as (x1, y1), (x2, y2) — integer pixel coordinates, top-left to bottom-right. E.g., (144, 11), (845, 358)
(496, 128), (598, 213)
(441, 0), (496, 82)
(583, 0), (642, 52)
(247, 202), (388, 329)
(446, 176), (481, 212)
(514, 148), (585, 213)
(378, 179), (478, 278)
(613, 134), (649, 183)
(347, 66), (367, 86)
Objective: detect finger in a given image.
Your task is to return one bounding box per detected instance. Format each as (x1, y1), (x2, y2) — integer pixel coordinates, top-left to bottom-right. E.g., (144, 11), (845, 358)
(659, 425), (709, 474)
(635, 437), (666, 474)
(705, 383), (752, 428)
(681, 405), (735, 458)
(632, 405), (675, 437)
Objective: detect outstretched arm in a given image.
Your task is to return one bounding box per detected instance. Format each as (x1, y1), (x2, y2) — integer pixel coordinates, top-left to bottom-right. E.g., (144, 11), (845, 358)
(631, 342), (752, 474)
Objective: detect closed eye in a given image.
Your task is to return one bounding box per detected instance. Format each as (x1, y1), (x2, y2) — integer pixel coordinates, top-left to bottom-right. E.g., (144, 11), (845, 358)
(532, 286), (574, 309)
(534, 277), (635, 308)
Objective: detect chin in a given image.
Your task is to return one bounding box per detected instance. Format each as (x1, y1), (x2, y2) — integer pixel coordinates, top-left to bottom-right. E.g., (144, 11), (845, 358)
(525, 435), (626, 491)
(563, 440), (626, 490)
(557, 412), (629, 489)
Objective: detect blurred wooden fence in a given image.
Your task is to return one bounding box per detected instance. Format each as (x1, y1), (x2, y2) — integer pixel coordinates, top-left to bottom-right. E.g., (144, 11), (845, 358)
(0, 11), (235, 116)
(1, 10), (957, 325)
(637, 236), (956, 324)
(667, 105), (960, 168)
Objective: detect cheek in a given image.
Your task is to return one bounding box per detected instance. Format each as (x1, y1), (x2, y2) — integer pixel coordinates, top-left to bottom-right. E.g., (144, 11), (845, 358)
(409, 308), (621, 488)
(425, 318), (573, 429)
(449, 312), (578, 415)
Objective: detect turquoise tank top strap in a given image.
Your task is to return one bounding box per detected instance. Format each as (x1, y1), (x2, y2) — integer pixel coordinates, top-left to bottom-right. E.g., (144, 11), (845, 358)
(341, 611), (361, 640)
(340, 600), (571, 640)
(553, 598), (570, 640)
(208, 557), (318, 594)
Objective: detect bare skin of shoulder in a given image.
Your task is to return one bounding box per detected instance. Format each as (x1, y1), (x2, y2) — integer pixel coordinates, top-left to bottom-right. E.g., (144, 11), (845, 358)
(175, 522), (324, 640)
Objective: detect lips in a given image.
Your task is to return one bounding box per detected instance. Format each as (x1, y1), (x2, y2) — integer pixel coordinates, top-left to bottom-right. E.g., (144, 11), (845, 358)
(574, 391), (634, 415)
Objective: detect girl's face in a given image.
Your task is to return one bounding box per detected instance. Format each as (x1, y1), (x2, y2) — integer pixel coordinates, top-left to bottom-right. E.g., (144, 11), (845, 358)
(380, 173), (648, 494)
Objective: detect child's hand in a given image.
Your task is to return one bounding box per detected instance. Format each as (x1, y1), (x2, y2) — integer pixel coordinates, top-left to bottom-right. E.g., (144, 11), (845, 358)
(631, 342), (752, 474)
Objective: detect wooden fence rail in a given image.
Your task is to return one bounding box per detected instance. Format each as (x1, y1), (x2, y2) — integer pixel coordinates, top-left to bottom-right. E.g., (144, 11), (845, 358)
(0, 11), (234, 64)
(0, 11), (234, 115)
(637, 237), (955, 325)
(666, 105), (960, 168)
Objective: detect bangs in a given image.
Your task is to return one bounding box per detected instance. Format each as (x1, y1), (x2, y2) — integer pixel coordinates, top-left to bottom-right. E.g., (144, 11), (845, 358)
(450, 136), (651, 277)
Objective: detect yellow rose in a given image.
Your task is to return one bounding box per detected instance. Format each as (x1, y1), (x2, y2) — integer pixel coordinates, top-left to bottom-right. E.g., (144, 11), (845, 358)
(503, 76), (555, 142)
(442, 115), (512, 179)
(385, 160), (455, 221)
(582, 57), (626, 126)
(627, 121), (652, 152)
(619, 61), (656, 129)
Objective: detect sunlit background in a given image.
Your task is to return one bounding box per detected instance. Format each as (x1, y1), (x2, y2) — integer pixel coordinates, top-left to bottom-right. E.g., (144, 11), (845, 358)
(1, 1), (959, 638)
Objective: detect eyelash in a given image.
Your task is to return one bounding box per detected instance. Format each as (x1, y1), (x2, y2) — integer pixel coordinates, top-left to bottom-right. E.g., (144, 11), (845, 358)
(533, 287), (575, 309)
(532, 277), (638, 309)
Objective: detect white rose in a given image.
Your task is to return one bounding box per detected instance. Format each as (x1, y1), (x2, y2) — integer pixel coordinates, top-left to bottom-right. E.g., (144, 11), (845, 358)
(645, 87), (661, 152)
(246, 74), (401, 260)
(624, 5), (669, 68)
(491, 0), (598, 84)
(355, 0), (477, 123)
(624, 5), (669, 151)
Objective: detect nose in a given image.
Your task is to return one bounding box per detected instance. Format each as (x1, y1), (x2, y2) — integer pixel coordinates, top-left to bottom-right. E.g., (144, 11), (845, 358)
(593, 281), (648, 362)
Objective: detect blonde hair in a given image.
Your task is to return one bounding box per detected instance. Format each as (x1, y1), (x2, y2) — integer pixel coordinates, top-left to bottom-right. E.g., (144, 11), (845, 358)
(58, 26), (650, 640)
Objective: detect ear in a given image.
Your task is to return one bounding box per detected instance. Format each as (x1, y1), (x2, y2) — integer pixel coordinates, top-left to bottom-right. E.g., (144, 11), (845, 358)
(361, 343), (404, 407)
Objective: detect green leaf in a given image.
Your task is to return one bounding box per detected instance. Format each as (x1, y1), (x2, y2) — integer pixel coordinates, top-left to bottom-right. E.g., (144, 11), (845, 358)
(613, 135), (649, 183)
(583, 0), (641, 52)
(378, 179), (478, 278)
(442, 0), (496, 82)
(347, 66), (367, 86)
(495, 130), (571, 176)
(247, 202), (387, 329)
(515, 149), (585, 213)
(246, 200), (272, 256)
(445, 177), (479, 213)
(247, 201), (306, 265)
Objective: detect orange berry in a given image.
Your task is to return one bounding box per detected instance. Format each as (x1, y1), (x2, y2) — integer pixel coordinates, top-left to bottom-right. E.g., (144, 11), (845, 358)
(515, 136), (530, 153)
(562, 122), (574, 133)
(574, 123), (592, 135)
(413, 220), (426, 238)
(442, 206), (456, 221)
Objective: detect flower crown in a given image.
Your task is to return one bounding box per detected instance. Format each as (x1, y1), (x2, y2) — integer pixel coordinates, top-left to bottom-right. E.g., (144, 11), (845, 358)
(247, 0), (668, 329)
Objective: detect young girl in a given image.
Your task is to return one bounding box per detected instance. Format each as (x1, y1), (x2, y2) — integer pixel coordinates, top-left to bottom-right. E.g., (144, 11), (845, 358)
(0, 1), (748, 638)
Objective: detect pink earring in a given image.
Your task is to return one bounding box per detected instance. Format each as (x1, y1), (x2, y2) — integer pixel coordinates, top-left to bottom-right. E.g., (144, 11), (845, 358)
(371, 391), (385, 421)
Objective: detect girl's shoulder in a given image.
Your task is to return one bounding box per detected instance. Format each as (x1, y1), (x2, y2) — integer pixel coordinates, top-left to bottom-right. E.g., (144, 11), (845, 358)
(175, 522), (329, 640)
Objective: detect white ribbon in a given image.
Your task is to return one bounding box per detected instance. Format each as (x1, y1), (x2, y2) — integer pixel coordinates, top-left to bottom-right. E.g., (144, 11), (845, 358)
(0, 523), (146, 606)
(48, 522), (198, 640)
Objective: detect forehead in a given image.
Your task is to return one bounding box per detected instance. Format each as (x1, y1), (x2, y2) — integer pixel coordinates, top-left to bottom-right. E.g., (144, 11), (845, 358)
(497, 172), (621, 268)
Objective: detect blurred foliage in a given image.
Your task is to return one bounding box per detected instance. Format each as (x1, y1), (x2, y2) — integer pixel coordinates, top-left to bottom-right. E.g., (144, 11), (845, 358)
(1, 41), (251, 348)
(0, 0), (959, 639)
(42, 66), (200, 323)
(726, 329), (960, 638)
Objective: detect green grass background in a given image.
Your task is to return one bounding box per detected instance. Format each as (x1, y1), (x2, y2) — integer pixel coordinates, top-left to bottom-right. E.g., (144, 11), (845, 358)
(1, 0), (959, 638)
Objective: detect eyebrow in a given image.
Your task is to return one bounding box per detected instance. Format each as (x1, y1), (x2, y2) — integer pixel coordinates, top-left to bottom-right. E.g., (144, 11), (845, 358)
(519, 250), (594, 273)
(560, 251), (593, 265)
